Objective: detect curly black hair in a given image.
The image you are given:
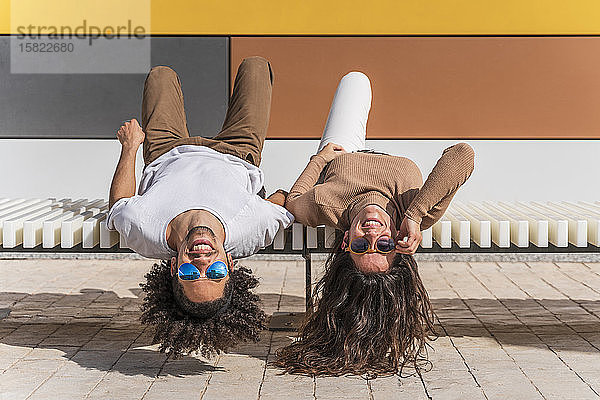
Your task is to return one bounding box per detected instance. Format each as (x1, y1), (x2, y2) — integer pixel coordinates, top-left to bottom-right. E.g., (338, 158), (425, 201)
(139, 259), (266, 358)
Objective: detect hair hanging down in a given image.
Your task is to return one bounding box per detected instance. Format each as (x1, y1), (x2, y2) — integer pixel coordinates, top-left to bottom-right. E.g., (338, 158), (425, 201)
(140, 260), (266, 358)
(276, 235), (436, 377)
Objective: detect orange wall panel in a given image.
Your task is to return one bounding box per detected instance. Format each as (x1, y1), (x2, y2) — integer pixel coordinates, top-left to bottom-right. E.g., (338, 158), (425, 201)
(231, 37), (600, 139)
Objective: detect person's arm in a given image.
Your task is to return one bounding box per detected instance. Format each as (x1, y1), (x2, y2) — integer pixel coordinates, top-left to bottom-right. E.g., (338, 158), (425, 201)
(286, 143), (345, 203)
(285, 143), (345, 224)
(109, 119), (145, 209)
(404, 142), (475, 230)
(396, 143), (474, 255)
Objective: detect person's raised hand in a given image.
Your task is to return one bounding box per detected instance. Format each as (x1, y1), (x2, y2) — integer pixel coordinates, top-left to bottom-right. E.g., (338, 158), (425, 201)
(116, 119), (145, 151)
(396, 216), (422, 255)
(316, 143), (346, 163)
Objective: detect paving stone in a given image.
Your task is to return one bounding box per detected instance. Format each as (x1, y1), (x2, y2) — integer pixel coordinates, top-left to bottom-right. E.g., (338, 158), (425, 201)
(1, 259), (600, 399)
(0, 358), (64, 400)
(314, 375), (370, 399)
(142, 375), (207, 400)
(85, 372), (155, 400)
(527, 262), (600, 301)
(58, 350), (125, 375)
(498, 262), (566, 300)
(202, 353), (266, 400)
(369, 373), (429, 399)
(0, 343), (32, 372)
(22, 346), (79, 360)
(260, 355), (314, 400)
(28, 374), (104, 399)
(415, 337), (487, 400)
(434, 262), (549, 400)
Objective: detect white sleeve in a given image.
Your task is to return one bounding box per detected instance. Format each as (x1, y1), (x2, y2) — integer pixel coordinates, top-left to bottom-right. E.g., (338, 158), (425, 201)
(253, 200), (294, 254)
(261, 200), (295, 237)
(106, 197), (129, 231)
(106, 197), (133, 234)
(226, 197), (294, 259)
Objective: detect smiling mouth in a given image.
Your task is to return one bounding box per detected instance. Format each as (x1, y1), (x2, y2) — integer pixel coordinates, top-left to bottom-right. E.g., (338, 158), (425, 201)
(362, 218), (384, 228)
(188, 238), (215, 255)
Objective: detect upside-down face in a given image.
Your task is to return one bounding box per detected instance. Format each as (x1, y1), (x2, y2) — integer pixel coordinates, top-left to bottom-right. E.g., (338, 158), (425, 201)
(344, 204), (398, 273)
(171, 226), (231, 303)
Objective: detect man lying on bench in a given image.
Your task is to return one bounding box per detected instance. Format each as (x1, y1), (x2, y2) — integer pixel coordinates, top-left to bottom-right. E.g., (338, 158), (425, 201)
(276, 71), (475, 376)
(106, 57), (293, 357)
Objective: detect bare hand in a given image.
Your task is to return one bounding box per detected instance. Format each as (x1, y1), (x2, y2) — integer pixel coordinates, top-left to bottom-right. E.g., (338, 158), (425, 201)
(396, 216), (422, 255)
(117, 119), (145, 151)
(266, 189), (288, 207)
(317, 143), (346, 163)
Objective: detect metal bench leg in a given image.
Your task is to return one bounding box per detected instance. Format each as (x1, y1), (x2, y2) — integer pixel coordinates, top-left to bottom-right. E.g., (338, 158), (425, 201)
(303, 247), (312, 312)
(268, 226), (310, 331)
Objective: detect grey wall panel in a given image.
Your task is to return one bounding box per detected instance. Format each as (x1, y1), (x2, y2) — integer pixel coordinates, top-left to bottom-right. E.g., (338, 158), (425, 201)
(0, 37), (228, 138)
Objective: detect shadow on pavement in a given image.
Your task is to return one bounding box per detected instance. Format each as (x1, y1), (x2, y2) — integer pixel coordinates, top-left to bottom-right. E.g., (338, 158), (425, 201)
(1, 289), (598, 377)
(0, 289), (302, 377)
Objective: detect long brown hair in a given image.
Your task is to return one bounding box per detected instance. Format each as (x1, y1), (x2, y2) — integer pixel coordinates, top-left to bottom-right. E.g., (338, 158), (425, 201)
(275, 235), (435, 377)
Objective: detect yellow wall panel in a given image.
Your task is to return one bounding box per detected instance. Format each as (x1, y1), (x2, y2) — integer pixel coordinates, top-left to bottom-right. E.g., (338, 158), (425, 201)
(2, 0), (600, 35)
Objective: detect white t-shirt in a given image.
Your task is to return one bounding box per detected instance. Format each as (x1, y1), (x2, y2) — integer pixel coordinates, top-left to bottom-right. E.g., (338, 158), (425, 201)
(107, 145), (294, 259)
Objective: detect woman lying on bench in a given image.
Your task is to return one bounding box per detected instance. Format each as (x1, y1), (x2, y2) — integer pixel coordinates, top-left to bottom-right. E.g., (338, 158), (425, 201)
(276, 72), (475, 376)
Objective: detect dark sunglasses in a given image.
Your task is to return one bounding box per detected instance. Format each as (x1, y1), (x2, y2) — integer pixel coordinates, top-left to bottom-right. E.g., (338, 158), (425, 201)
(178, 260), (229, 281)
(345, 235), (396, 254)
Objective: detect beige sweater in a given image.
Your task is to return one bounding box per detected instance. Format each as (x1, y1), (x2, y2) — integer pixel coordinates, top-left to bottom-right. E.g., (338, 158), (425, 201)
(285, 143), (475, 231)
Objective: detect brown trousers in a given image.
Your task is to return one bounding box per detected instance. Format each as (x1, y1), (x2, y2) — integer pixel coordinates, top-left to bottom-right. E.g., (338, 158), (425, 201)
(141, 56), (273, 167)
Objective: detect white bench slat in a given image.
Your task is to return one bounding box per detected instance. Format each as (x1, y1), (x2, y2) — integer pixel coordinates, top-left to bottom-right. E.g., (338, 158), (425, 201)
(43, 211), (75, 248)
(0, 199), (28, 213)
(2, 202), (64, 248)
(119, 233), (128, 249)
(3, 200), (73, 246)
(22, 208), (65, 248)
(100, 220), (119, 248)
(0, 199), (48, 221)
(3, 197), (599, 250)
(0, 200), (54, 244)
(421, 227), (433, 248)
(496, 201), (548, 247)
(530, 201), (587, 247)
(324, 226), (336, 248)
(483, 201), (529, 247)
(306, 226), (318, 249)
(579, 201), (600, 214)
(83, 212), (107, 248)
(273, 227), (285, 250)
(513, 202), (568, 247)
(444, 209), (470, 248)
(468, 202), (510, 248)
(82, 199), (108, 215)
(432, 217), (452, 248)
(561, 202), (600, 246)
(451, 203), (491, 248)
(292, 223), (303, 251)
(61, 210), (100, 248)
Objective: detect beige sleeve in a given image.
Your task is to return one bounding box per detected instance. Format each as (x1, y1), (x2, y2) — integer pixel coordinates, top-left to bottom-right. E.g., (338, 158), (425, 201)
(285, 155), (328, 226)
(404, 143), (475, 230)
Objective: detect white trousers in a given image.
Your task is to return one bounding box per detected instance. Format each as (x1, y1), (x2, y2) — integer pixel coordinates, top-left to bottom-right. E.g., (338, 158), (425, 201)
(317, 71), (372, 153)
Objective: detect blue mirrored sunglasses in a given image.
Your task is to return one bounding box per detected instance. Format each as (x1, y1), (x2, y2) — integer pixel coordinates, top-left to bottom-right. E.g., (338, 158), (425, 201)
(178, 260), (229, 281)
